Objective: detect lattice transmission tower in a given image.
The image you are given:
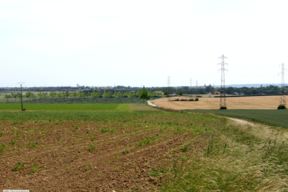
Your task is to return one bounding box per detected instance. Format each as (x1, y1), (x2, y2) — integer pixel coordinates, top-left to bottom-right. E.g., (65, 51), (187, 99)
(218, 55), (228, 109)
(279, 63), (287, 107)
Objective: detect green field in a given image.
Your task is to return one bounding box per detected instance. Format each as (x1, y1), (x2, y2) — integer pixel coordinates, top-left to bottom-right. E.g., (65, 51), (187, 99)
(187, 109), (288, 128)
(0, 103), (130, 111)
(1, 110), (288, 191)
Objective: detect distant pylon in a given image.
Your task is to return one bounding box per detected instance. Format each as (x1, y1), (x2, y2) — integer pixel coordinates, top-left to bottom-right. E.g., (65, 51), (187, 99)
(218, 55), (228, 109)
(279, 63), (287, 107)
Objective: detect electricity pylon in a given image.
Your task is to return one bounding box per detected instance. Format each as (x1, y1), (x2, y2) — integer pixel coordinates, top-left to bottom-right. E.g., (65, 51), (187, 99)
(218, 55), (228, 109)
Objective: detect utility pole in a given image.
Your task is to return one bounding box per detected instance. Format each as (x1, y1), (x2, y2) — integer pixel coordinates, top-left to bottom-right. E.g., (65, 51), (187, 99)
(218, 55), (228, 109)
(279, 63), (287, 108)
(18, 82), (25, 111)
(167, 76), (171, 100)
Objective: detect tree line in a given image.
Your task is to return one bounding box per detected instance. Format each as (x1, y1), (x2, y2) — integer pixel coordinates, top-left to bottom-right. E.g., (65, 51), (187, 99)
(3, 88), (155, 102)
(152, 85), (287, 95)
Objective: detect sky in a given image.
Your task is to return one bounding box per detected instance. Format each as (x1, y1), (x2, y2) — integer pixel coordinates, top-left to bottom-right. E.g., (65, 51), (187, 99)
(0, 0), (288, 87)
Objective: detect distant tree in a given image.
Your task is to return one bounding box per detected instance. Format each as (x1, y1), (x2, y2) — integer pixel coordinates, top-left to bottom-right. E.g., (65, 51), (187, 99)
(42, 92), (48, 100)
(115, 91), (123, 99)
(90, 92), (101, 101)
(37, 92), (43, 100)
(178, 90), (183, 96)
(4, 94), (10, 102)
(25, 92), (31, 100)
(61, 91), (69, 100)
(12, 93), (17, 102)
(16, 93), (22, 101)
(70, 91), (77, 99)
(49, 92), (56, 101)
(102, 91), (112, 98)
(56, 92), (62, 100)
(139, 88), (150, 100)
(29, 93), (36, 101)
(128, 92), (135, 100)
(164, 90), (168, 96)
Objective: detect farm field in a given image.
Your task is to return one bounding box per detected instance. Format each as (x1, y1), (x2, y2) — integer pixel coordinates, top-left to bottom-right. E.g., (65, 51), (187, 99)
(0, 111), (220, 191)
(1, 111), (288, 191)
(0, 103), (130, 111)
(187, 109), (288, 128)
(152, 96), (283, 110)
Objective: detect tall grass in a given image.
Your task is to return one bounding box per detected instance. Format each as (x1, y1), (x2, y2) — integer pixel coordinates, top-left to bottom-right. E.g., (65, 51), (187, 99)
(160, 120), (288, 191)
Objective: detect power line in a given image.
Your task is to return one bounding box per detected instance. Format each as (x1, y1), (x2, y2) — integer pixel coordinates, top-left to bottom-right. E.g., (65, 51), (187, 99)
(218, 55), (228, 109)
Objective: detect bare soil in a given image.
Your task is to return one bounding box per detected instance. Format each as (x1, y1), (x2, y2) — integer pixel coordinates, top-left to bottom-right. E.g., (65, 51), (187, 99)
(0, 119), (205, 191)
(152, 96), (282, 110)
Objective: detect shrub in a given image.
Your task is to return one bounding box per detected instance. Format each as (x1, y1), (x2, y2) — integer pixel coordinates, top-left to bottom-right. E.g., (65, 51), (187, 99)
(278, 105), (286, 109)
(195, 98), (199, 101)
(189, 99), (194, 101)
(181, 99), (187, 101)
(175, 99), (179, 101)
(220, 106), (227, 109)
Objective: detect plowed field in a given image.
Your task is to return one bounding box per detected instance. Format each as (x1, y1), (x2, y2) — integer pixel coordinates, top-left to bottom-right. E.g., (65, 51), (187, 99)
(0, 112), (224, 191)
(152, 96), (282, 110)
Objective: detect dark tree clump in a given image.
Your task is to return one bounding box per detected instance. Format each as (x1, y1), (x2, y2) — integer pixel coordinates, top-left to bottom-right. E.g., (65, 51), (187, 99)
(139, 88), (150, 100)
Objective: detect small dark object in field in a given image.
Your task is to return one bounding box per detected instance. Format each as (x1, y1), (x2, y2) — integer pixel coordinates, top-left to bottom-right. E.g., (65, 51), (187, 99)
(278, 105), (286, 109)
(189, 99), (194, 101)
(220, 106), (227, 109)
(22, 109), (26, 111)
(195, 98), (199, 101)
(181, 99), (187, 101)
(175, 99), (179, 101)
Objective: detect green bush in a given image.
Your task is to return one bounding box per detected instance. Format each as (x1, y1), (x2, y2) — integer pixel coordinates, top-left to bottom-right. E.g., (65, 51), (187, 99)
(195, 98), (199, 101)
(220, 106), (227, 110)
(189, 99), (194, 101)
(278, 105), (286, 109)
(175, 99), (179, 101)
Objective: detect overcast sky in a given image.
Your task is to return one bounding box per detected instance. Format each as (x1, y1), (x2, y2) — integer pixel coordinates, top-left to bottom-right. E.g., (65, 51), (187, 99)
(0, 0), (287, 87)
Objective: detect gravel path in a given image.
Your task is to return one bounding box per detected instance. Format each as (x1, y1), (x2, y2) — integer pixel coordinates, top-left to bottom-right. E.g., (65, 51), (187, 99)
(147, 101), (256, 127)
(228, 117), (255, 126)
(147, 100), (157, 107)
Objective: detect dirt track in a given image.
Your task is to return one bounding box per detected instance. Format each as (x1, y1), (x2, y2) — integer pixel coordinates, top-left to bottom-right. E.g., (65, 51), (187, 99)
(151, 96), (282, 110)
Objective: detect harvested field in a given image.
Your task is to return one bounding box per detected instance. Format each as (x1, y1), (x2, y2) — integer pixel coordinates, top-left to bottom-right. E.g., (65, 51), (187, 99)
(152, 96), (283, 110)
(0, 111), (223, 191)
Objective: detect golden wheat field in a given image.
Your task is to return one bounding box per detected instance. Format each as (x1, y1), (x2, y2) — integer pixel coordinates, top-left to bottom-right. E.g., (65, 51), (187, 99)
(151, 96), (283, 110)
